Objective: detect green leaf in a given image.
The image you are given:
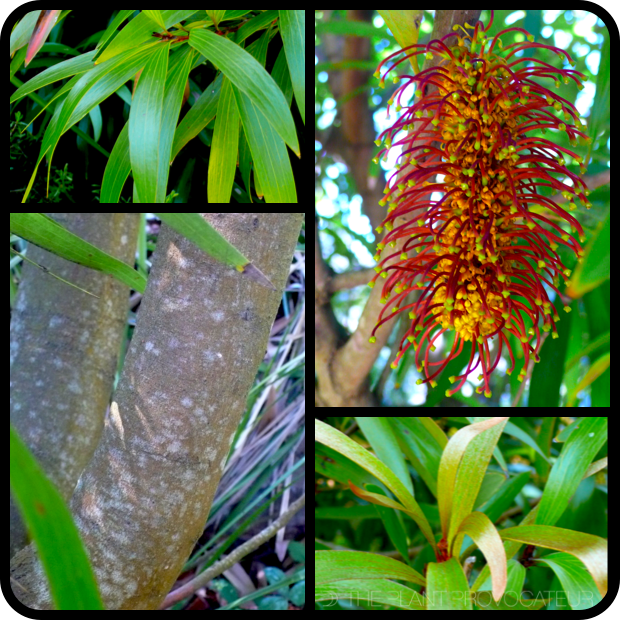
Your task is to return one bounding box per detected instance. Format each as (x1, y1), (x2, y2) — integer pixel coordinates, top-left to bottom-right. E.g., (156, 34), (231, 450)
(315, 579), (425, 610)
(503, 420), (550, 463)
(500, 525), (607, 598)
(355, 417), (413, 495)
(189, 28), (299, 157)
(171, 73), (223, 164)
(208, 76), (240, 203)
(10, 50), (97, 106)
(9, 213), (146, 293)
(426, 557), (472, 610)
(95, 10), (197, 65)
(473, 592), (550, 610)
(349, 480), (432, 551)
(100, 121), (131, 203)
(315, 443), (388, 494)
(21, 43), (157, 203)
(535, 552), (602, 610)
(155, 213), (276, 290)
(10, 424), (104, 610)
(232, 86), (297, 203)
(389, 417), (446, 497)
(474, 472), (507, 509)
(141, 10), (165, 30)
(279, 10), (305, 124)
(364, 484), (411, 566)
(470, 444), (606, 597)
(155, 46), (195, 204)
(316, 550), (426, 587)
(476, 471), (531, 524)
(129, 45), (169, 203)
(536, 417), (607, 527)
(206, 10), (227, 29)
(315, 419), (436, 552)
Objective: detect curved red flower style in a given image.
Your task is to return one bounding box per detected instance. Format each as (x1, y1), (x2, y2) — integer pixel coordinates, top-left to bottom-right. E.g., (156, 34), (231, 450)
(369, 12), (591, 397)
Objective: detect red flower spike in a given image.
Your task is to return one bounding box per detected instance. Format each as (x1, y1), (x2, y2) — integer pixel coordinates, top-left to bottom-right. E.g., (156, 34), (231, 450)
(370, 12), (590, 397)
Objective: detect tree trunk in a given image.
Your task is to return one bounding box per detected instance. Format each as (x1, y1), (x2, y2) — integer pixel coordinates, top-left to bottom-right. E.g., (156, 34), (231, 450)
(10, 212), (304, 610)
(10, 213), (140, 558)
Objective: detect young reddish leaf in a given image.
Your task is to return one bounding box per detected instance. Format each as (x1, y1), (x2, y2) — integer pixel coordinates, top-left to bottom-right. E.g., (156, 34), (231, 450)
(453, 511), (507, 602)
(436, 417), (509, 544)
(25, 10), (61, 67)
(500, 525), (608, 599)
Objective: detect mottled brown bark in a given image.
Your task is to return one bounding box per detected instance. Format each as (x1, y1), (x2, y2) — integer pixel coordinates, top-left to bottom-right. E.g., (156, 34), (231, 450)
(10, 213), (140, 559)
(10, 213), (303, 610)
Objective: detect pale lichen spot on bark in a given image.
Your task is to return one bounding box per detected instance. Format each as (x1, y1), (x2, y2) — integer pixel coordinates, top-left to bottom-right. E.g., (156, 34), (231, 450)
(202, 350), (223, 364)
(167, 439), (183, 454)
(180, 468), (197, 484)
(48, 315), (64, 328)
(163, 297), (190, 311)
(68, 380), (83, 394)
(145, 341), (161, 356)
(211, 310), (225, 322)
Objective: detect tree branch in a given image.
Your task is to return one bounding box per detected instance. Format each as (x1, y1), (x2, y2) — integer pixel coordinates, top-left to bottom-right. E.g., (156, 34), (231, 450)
(159, 494), (306, 609)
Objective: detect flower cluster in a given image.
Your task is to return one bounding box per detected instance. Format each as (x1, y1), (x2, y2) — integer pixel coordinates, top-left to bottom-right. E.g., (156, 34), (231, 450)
(369, 12), (590, 397)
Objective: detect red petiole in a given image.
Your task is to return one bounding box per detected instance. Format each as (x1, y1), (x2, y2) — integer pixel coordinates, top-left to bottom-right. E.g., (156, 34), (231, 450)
(152, 29), (189, 43)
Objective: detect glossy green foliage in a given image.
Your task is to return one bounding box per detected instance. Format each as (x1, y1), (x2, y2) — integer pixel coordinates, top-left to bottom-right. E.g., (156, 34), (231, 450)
(315, 417), (608, 611)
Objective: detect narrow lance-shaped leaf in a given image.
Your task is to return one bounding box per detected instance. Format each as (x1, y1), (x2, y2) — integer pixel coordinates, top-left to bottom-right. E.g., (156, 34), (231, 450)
(315, 419), (436, 552)
(129, 45), (169, 203)
(141, 10), (165, 30)
(206, 10), (226, 30)
(535, 417), (607, 527)
(9, 213), (146, 293)
(500, 525), (607, 598)
(452, 511), (507, 602)
(355, 417), (413, 495)
(426, 557), (473, 610)
(208, 76), (240, 204)
(25, 10), (61, 67)
(279, 10), (305, 125)
(10, 425), (104, 610)
(534, 552), (602, 610)
(364, 483), (411, 565)
(470, 461), (607, 596)
(447, 418), (509, 545)
(189, 28), (300, 157)
(316, 550), (426, 587)
(232, 86), (298, 203)
(315, 579), (426, 610)
(389, 417), (446, 497)
(349, 481), (430, 542)
(155, 213), (276, 291)
(436, 417), (509, 544)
